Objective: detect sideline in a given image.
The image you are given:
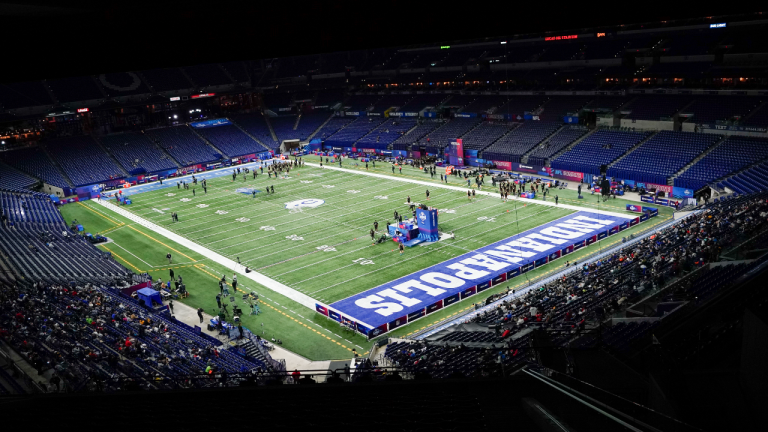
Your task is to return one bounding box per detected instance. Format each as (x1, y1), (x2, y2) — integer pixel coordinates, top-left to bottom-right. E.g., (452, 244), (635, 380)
(93, 197), (376, 330)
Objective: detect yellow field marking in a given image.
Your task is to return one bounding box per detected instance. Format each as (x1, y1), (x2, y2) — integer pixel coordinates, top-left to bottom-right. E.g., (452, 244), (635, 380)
(127, 225), (197, 262)
(99, 245), (142, 272)
(194, 263), (357, 353)
(78, 202), (123, 226)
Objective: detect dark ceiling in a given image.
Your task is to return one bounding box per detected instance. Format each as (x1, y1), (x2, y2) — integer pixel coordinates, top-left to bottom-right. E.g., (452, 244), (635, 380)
(0, 1), (762, 83)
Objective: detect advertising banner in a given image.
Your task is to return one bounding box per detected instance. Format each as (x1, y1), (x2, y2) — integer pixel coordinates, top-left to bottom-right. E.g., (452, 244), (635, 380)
(190, 118), (232, 128)
(493, 161), (513, 170)
(330, 211), (635, 328)
(672, 186), (695, 199)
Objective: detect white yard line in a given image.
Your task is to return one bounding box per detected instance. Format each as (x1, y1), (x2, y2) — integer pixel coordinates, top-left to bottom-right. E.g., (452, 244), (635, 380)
(304, 162), (632, 219)
(107, 241), (154, 268)
(93, 198), (376, 329)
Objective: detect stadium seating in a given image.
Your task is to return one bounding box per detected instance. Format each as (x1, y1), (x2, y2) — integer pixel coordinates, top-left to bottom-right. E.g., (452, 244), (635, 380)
(483, 121), (562, 163)
(461, 95), (507, 114)
(395, 94), (447, 112)
(232, 114), (277, 149)
(742, 103), (768, 128)
(685, 97), (761, 123)
(100, 133), (178, 174)
(194, 124), (265, 157)
(526, 126), (589, 166)
(0, 161), (39, 190)
(392, 121), (442, 148)
(294, 111), (333, 139)
(416, 118), (483, 148)
(538, 96), (593, 121)
(357, 118), (418, 149)
(44, 136), (126, 187)
(675, 136), (768, 191)
(370, 94), (413, 114)
(551, 130), (651, 176)
(345, 94), (381, 112)
(0, 189), (133, 285)
(457, 122), (515, 151)
(145, 126), (221, 166)
(0, 147), (70, 188)
(270, 116), (299, 143)
(312, 117), (356, 141)
(263, 93), (294, 110)
(623, 95), (694, 120)
(719, 162), (768, 195)
(324, 117), (386, 147)
(608, 131), (722, 185)
(220, 61), (250, 83)
(494, 95), (548, 116)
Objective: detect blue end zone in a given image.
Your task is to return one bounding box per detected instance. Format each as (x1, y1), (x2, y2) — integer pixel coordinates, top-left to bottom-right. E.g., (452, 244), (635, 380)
(328, 210), (647, 336)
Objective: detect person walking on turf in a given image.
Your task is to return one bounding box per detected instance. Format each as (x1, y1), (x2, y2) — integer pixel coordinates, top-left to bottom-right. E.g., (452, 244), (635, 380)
(216, 294), (222, 309)
(399, 242), (404, 256)
(425, 189), (430, 201)
(374, 220), (379, 232)
(170, 268), (175, 280)
(370, 228), (376, 245)
(166, 252), (172, 264)
(555, 195), (559, 205)
(232, 274), (238, 292)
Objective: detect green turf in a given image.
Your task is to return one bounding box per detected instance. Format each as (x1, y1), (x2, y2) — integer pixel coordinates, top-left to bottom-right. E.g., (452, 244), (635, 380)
(59, 157), (673, 359)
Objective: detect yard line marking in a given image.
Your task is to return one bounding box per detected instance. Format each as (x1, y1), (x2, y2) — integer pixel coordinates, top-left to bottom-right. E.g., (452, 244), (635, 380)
(126, 225), (198, 262)
(78, 201), (123, 225)
(94, 198), (379, 328)
(99, 244), (142, 272)
(108, 241), (154, 268)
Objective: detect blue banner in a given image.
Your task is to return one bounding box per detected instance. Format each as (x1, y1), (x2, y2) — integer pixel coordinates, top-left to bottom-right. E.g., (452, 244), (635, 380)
(672, 186), (695, 198)
(454, 113), (477, 118)
(190, 118), (232, 128)
(330, 211), (637, 328)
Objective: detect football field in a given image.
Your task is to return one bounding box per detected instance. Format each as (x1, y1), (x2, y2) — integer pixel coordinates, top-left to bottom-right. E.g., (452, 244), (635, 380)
(118, 164), (575, 305)
(60, 157), (673, 359)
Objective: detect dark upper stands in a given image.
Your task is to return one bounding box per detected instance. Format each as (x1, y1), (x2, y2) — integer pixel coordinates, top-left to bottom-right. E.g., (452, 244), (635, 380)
(0, 81), (53, 109)
(183, 64), (231, 88)
(232, 114), (276, 148)
(141, 68), (193, 92)
(47, 76), (104, 103)
(98, 72), (151, 97)
(526, 126), (589, 166)
(624, 95), (694, 120)
(325, 117), (386, 147)
(416, 118), (482, 148)
(0, 161), (38, 190)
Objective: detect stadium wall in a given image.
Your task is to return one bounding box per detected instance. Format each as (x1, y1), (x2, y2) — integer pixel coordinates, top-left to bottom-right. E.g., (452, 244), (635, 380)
(620, 119), (674, 131)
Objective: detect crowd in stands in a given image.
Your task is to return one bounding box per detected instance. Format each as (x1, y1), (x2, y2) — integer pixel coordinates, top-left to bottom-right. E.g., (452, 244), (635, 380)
(384, 193), (768, 378)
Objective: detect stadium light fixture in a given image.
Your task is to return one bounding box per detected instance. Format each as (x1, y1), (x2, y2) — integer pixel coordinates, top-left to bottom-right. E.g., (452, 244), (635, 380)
(173, 115), (178, 119)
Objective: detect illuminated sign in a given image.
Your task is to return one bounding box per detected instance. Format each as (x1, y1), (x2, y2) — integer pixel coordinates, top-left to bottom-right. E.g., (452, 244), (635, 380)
(440, 46), (450, 49)
(190, 93), (215, 99)
(169, 96), (181, 101)
(77, 108), (89, 113)
(500, 41), (507, 44)
(545, 35), (578, 41)
(710, 23), (726, 28)
(596, 32), (606, 37)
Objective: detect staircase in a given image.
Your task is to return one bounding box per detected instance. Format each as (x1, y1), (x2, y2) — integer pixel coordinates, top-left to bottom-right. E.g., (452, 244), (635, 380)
(91, 135), (130, 177)
(352, 118), (388, 146)
(669, 135), (728, 185)
(144, 133), (182, 168)
(307, 112), (335, 140)
(230, 119), (272, 151)
(520, 125), (566, 164)
(545, 128), (597, 167)
(607, 131), (659, 169)
(39, 145), (74, 188)
(293, 114), (301, 130)
(188, 126), (230, 158)
(478, 124), (521, 157)
(264, 115), (279, 142)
